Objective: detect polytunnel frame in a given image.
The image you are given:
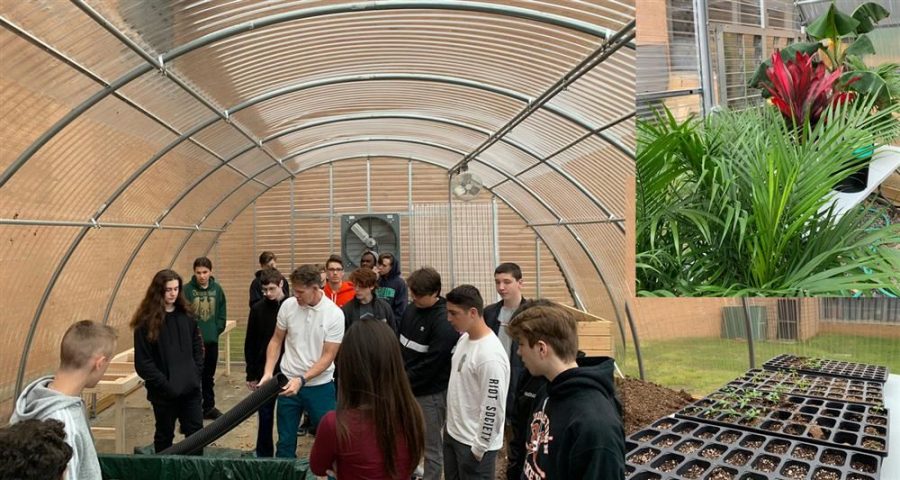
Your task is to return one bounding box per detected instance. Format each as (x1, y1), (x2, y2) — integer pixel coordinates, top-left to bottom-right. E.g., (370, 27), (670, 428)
(5, 0), (644, 395)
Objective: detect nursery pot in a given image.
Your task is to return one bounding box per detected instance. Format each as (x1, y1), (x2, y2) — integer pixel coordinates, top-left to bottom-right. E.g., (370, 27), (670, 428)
(833, 144), (873, 193)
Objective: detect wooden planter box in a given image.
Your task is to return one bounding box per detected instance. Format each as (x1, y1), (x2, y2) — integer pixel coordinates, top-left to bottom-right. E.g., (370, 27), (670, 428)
(560, 304), (614, 358)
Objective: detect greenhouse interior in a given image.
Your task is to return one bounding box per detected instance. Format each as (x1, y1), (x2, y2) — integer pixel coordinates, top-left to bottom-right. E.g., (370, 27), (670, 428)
(0, 0), (898, 479)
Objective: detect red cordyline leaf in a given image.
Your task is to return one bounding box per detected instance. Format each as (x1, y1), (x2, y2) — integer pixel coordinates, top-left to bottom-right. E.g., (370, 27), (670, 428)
(763, 50), (850, 129)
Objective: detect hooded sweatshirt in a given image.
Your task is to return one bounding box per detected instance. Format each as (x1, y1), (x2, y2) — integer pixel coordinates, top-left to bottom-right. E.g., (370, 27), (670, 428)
(398, 297), (459, 396)
(521, 357), (625, 480)
(249, 269), (291, 308)
(324, 281), (355, 307)
(11, 376), (101, 480)
(376, 258), (408, 320)
(134, 309), (204, 403)
(244, 295), (286, 382)
(184, 275), (227, 344)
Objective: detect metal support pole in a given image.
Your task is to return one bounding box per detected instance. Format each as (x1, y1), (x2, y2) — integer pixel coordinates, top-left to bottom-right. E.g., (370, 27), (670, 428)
(535, 237), (542, 298)
(448, 175), (455, 286)
(742, 297), (757, 369)
(366, 156), (372, 212)
(491, 197), (500, 277)
(692, 0), (716, 114)
(329, 163), (335, 254)
(252, 201), (258, 266)
(290, 176), (296, 269)
(625, 301), (646, 380)
(408, 160), (415, 268)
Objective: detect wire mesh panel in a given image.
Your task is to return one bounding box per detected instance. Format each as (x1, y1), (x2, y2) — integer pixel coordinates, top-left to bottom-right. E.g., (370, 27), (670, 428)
(410, 203), (450, 284)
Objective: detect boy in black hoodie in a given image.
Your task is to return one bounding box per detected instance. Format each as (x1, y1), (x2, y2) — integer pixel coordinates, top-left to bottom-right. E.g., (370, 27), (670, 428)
(375, 252), (409, 320)
(249, 251), (291, 307)
(398, 267), (459, 480)
(507, 303), (625, 480)
(244, 268), (287, 457)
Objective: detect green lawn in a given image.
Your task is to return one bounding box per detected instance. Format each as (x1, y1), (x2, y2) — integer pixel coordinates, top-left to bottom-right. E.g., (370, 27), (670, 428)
(621, 333), (900, 397)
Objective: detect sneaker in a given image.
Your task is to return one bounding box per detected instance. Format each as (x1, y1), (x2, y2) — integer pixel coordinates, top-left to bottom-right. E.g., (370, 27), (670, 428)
(296, 426), (308, 437)
(203, 407), (223, 420)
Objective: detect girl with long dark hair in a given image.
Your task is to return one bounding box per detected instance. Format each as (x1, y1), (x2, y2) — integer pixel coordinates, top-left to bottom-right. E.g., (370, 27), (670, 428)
(310, 318), (425, 479)
(131, 269), (204, 453)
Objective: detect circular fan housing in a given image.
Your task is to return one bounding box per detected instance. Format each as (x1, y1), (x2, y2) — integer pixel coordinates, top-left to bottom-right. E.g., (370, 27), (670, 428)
(341, 214), (401, 268)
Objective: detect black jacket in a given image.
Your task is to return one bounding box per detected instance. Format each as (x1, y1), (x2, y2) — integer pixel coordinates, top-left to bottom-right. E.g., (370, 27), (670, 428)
(520, 357), (625, 480)
(376, 258), (409, 320)
(134, 310), (204, 403)
(484, 299), (528, 424)
(244, 296), (285, 382)
(342, 297), (396, 333)
(397, 297), (458, 396)
(248, 270), (291, 308)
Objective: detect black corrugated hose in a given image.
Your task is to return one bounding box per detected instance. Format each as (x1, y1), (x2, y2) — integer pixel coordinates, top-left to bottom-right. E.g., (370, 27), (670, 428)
(159, 373), (288, 455)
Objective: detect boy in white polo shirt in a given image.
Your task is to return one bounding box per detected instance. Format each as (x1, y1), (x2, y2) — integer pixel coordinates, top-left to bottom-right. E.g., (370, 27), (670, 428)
(259, 264), (344, 458)
(443, 284), (510, 480)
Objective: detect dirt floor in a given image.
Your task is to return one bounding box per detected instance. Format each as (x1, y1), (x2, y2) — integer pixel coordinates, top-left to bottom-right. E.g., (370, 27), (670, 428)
(93, 371), (693, 476)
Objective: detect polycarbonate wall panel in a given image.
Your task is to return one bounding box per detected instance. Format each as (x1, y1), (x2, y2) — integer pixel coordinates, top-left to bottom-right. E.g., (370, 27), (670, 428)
(0, 225), (81, 401)
(2, 1), (146, 81)
(551, 135), (632, 218)
(573, 222), (630, 305)
(190, 121), (256, 162)
(171, 231), (220, 278)
(253, 181), (294, 269)
(118, 70), (218, 133)
(0, 31), (100, 173)
(255, 165), (291, 189)
(0, 95), (178, 221)
(501, 111), (588, 160)
(202, 181), (268, 230)
(99, 141), (223, 224)
(229, 149), (278, 179)
(164, 167), (246, 226)
(331, 160), (369, 215)
(20, 227), (145, 387)
(520, 165), (610, 222)
(636, 0), (700, 100)
(493, 182), (557, 225)
(546, 51), (636, 131)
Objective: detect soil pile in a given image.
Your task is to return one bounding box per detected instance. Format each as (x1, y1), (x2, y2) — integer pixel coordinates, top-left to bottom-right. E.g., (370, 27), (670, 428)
(617, 376), (695, 434)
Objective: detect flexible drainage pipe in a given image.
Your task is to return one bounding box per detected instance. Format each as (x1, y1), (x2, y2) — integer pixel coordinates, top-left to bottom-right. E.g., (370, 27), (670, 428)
(160, 373), (288, 455)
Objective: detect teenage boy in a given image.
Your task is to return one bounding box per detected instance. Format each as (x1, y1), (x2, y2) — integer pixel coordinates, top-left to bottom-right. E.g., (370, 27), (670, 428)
(249, 251), (290, 307)
(507, 303), (625, 479)
(444, 285), (510, 480)
(398, 267), (459, 480)
(484, 262), (527, 428)
(360, 250), (378, 270)
(376, 252), (408, 320)
(244, 268), (288, 457)
(323, 254), (354, 307)
(259, 265), (344, 458)
(183, 256), (228, 420)
(342, 266), (395, 331)
(11, 320), (118, 480)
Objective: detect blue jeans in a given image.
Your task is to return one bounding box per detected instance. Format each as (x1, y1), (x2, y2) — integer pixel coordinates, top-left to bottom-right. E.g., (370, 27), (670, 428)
(275, 381), (336, 458)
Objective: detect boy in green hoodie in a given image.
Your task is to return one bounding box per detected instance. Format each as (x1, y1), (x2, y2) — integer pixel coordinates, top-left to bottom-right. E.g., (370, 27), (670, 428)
(11, 320), (117, 480)
(183, 256), (228, 419)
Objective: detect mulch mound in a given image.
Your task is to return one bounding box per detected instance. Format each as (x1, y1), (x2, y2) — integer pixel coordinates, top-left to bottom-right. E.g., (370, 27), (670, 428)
(617, 376), (696, 435)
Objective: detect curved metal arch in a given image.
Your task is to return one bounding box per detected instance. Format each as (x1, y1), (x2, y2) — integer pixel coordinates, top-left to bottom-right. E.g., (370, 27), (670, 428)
(260, 113), (621, 222)
(2, 0), (633, 188)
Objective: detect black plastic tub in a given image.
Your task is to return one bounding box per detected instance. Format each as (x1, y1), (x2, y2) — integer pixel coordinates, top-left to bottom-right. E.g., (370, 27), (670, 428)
(626, 417), (883, 479)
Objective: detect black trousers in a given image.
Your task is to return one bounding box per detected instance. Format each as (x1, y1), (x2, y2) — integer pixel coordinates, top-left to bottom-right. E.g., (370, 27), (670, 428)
(255, 395), (277, 457)
(202, 341), (219, 412)
(151, 390), (203, 453)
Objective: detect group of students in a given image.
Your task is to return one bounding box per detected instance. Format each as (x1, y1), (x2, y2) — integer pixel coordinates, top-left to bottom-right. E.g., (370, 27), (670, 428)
(1, 252), (625, 480)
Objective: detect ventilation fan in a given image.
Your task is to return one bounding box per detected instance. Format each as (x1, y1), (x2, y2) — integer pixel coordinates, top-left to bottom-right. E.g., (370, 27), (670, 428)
(451, 170), (483, 201)
(341, 214), (401, 268)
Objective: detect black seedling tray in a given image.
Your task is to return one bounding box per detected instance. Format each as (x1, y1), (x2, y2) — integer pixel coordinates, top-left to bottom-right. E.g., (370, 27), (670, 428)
(674, 386), (889, 457)
(763, 354), (888, 383)
(730, 369), (885, 406)
(625, 417), (883, 479)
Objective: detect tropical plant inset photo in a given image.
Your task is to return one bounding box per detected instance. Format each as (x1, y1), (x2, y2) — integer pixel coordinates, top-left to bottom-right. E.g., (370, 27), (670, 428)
(636, 2), (900, 297)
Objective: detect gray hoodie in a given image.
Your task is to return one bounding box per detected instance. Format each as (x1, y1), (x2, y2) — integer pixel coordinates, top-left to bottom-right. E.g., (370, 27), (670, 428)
(10, 375), (101, 480)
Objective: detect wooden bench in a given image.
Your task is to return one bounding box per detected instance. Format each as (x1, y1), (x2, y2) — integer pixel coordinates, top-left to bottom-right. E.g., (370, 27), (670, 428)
(85, 319), (237, 453)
